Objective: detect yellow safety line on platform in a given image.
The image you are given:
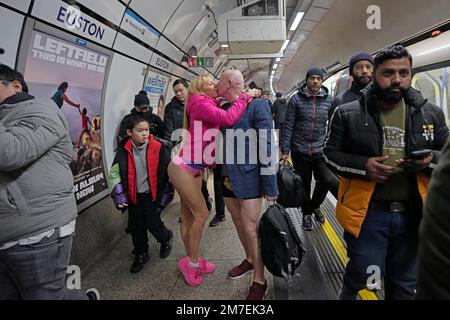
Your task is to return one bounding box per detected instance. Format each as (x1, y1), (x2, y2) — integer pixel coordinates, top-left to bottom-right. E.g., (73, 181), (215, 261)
(321, 220), (378, 300)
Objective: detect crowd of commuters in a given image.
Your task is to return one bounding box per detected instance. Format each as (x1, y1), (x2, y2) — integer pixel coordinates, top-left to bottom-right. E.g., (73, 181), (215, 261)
(1, 43), (450, 301)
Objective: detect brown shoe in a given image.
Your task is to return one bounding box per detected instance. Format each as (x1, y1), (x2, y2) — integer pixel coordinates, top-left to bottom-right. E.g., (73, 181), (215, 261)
(245, 281), (268, 300)
(228, 259), (253, 279)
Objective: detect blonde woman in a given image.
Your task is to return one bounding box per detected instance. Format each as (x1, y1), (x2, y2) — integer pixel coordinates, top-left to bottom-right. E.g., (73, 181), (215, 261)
(168, 74), (257, 287)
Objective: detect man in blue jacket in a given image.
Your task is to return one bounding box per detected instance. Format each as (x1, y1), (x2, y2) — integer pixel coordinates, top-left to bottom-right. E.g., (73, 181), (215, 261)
(216, 70), (278, 300)
(281, 67), (333, 231)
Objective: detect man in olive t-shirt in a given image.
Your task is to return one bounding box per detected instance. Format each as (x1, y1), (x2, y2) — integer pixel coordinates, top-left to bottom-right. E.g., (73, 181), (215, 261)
(324, 45), (449, 301)
(372, 99), (411, 201)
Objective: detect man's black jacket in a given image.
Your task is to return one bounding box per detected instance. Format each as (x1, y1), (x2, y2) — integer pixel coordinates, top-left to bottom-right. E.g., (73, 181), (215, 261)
(323, 84), (449, 180)
(272, 97), (287, 124)
(163, 96), (184, 141)
(329, 81), (366, 119)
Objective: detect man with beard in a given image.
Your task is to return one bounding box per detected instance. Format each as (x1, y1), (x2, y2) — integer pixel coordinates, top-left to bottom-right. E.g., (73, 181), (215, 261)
(118, 92), (166, 140)
(281, 67), (333, 231)
(323, 45), (448, 300)
(329, 52), (374, 118)
(327, 53), (374, 199)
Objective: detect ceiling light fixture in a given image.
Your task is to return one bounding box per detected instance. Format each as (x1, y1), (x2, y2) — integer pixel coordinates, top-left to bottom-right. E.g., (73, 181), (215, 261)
(281, 40), (290, 52)
(290, 12), (305, 31)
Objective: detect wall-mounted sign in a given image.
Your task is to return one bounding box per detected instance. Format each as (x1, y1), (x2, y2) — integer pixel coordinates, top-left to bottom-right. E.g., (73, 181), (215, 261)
(76, 38), (87, 47)
(144, 70), (170, 118)
(31, 0), (116, 47)
(121, 9), (160, 48)
(189, 56), (214, 67)
(150, 52), (172, 72)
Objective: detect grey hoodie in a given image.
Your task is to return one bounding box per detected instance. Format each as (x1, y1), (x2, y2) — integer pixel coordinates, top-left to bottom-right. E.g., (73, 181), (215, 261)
(0, 93), (77, 245)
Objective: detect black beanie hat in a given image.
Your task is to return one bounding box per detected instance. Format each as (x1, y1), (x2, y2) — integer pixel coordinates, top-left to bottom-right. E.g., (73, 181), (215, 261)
(306, 67), (324, 81)
(349, 52), (374, 74)
(134, 94), (150, 109)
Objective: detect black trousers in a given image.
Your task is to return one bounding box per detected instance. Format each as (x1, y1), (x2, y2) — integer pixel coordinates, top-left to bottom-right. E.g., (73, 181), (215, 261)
(329, 173), (340, 199)
(213, 165), (225, 217)
(275, 122), (284, 143)
(129, 193), (171, 255)
(291, 152), (333, 215)
(201, 179), (210, 204)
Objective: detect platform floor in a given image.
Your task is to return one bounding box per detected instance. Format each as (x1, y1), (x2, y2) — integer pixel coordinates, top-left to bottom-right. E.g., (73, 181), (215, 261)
(81, 190), (342, 300)
(81, 193), (273, 300)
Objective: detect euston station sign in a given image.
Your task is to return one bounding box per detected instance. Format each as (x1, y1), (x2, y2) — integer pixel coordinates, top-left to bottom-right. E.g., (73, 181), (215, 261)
(31, 0), (116, 47)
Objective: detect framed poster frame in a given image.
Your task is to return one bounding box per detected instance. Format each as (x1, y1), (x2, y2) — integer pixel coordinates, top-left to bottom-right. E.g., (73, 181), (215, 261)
(16, 18), (114, 213)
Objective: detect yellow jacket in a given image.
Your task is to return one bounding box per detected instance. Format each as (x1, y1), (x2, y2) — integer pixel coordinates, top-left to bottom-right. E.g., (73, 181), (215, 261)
(337, 173), (430, 237)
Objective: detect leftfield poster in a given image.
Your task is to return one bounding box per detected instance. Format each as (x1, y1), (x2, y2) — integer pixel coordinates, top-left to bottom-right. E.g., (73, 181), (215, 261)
(22, 30), (110, 210)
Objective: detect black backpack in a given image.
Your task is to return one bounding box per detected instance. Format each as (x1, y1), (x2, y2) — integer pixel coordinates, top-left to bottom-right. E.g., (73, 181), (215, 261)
(276, 161), (306, 208)
(259, 203), (305, 279)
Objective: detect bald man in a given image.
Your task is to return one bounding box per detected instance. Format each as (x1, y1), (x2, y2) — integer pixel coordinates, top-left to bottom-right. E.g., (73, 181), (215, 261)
(216, 70), (278, 300)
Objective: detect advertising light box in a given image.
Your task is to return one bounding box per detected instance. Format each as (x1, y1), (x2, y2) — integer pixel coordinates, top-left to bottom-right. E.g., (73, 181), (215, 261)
(22, 30), (111, 210)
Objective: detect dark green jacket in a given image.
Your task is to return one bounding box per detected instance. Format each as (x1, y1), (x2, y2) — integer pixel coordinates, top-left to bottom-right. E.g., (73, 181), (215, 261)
(417, 138), (450, 299)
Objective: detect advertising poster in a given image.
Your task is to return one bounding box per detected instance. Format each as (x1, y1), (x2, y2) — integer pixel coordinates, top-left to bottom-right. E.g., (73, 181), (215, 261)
(144, 70), (170, 118)
(22, 30), (109, 209)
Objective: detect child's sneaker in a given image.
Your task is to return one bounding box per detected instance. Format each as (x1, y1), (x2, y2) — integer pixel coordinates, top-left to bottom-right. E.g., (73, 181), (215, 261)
(178, 257), (202, 287)
(199, 258), (216, 274)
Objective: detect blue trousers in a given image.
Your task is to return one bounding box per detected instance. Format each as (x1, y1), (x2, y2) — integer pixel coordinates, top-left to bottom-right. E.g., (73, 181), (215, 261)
(342, 201), (418, 300)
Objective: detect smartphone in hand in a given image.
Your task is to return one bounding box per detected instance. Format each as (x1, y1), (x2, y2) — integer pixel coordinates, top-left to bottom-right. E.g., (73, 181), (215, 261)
(407, 149), (432, 160)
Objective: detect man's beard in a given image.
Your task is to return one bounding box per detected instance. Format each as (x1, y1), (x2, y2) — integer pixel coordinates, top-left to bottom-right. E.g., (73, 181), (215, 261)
(373, 80), (407, 103)
(354, 75), (371, 88)
(307, 85), (321, 95)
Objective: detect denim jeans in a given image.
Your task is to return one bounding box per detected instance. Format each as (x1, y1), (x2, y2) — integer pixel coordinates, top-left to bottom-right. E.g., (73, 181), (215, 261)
(342, 201), (418, 300)
(0, 234), (87, 300)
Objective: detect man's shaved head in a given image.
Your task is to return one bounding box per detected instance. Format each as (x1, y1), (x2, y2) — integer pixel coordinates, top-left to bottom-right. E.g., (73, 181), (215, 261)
(222, 69), (244, 86)
(217, 69), (245, 102)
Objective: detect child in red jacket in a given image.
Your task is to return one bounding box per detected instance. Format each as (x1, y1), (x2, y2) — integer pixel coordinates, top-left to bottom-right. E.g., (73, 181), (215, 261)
(110, 114), (173, 273)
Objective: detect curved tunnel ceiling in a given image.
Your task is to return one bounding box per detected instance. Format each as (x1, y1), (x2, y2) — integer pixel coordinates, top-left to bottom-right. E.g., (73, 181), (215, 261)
(126, 0), (301, 92)
(276, 0), (450, 94)
(125, 0), (449, 94)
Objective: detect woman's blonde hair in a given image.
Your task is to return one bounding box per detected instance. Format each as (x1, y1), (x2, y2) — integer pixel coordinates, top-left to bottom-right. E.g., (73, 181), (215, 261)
(182, 74), (214, 130)
(188, 74), (213, 96)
